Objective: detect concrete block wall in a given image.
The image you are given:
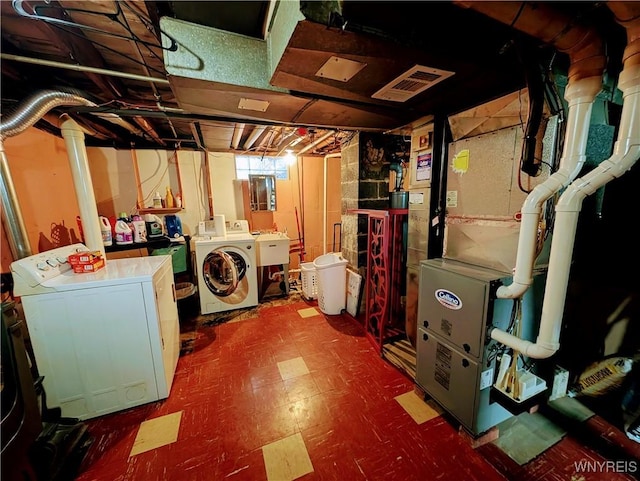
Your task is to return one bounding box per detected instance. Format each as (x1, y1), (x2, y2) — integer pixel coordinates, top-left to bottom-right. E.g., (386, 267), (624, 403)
(341, 132), (410, 273)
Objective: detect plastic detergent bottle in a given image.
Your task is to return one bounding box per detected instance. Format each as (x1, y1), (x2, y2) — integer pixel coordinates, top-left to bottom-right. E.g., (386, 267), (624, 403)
(114, 219), (133, 245)
(118, 212), (134, 236)
(99, 216), (112, 246)
(165, 186), (175, 208)
(144, 213), (164, 238)
(132, 215), (147, 243)
(153, 191), (163, 208)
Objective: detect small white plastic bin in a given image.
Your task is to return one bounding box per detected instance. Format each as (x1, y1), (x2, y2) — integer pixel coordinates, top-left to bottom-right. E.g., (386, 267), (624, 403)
(300, 262), (318, 300)
(313, 253), (348, 315)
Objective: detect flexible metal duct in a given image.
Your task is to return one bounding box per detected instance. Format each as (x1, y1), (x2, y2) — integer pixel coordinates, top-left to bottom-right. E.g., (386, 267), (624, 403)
(0, 89), (96, 139)
(0, 90), (96, 260)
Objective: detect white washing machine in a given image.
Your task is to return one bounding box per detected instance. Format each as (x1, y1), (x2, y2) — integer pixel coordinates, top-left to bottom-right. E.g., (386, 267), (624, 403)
(192, 226), (258, 315)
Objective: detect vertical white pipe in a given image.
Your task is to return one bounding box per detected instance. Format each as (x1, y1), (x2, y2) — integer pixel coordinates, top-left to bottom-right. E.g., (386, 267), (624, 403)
(539, 63), (640, 347)
(497, 76), (602, 299)
(323, 153), (341, 254)
(491, 63), (640, 359)
(60, 117), (105, 257)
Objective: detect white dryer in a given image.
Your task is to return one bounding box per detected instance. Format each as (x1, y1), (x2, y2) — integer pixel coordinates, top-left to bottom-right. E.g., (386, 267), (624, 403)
(10, 244), (180, 420)
(192, 232), (258, 315)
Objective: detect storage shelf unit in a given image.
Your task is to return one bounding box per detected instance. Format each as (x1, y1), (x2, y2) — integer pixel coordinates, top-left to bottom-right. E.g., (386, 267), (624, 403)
(138, 207), (183, 215)
(348, 208), (408, 353)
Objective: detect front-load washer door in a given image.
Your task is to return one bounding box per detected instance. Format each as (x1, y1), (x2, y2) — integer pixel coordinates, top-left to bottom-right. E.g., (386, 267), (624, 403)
(202, 248), (249, 304)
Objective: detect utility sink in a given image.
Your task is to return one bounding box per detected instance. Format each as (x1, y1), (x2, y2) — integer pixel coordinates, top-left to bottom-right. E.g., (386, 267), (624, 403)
(255, 232), (290, 266)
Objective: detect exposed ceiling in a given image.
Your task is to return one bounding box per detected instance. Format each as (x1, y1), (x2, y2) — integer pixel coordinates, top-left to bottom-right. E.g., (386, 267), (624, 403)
(0, 1), (626, 156)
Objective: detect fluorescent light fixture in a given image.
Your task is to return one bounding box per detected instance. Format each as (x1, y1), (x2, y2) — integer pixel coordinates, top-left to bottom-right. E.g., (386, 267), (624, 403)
(238, 98), (270, 112)
(315, 56), (367, 82)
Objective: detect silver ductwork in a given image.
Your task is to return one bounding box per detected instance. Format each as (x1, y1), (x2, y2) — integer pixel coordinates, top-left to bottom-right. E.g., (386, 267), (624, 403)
(0, 89), (96, 139)
(0, 90), (96, 260)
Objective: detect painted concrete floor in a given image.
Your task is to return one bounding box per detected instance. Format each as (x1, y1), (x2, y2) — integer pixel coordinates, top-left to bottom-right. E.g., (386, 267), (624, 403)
(74, 297), (637, 481)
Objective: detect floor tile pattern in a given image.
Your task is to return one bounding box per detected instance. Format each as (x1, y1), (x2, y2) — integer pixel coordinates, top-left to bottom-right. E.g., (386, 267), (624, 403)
(262, 432), (314, 481)
(74, 296), (637, 481)
(129, 411), (182, 457)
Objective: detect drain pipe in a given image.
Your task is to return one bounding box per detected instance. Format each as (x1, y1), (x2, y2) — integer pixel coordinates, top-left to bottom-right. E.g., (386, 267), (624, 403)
(454, 1), (606, 300)
(497, 76), (602, 299)
(492, 3), (640, 358)
(0, 90), (96, 259)
(323, 153), (341, 254)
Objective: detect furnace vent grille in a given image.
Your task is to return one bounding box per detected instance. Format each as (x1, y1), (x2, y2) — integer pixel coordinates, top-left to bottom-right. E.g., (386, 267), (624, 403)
(372, 65), (455, 102)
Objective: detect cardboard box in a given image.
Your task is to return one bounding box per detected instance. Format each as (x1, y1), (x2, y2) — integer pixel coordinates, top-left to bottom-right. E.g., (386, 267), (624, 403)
(68, 251), (102, 265)
(72, 257), (105, 273)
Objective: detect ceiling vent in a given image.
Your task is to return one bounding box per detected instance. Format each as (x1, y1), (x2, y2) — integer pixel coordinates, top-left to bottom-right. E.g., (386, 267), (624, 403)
(372, 65), (455, 102)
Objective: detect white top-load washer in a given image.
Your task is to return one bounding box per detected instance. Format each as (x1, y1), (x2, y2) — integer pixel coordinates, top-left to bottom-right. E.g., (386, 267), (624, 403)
(192, 219), (258, 315)
(10, 244), (180, 421)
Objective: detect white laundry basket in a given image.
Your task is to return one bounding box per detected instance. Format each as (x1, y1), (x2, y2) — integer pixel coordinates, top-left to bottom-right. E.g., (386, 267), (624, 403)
(300, 262), (318, 300)
(313, 253), (348, 315)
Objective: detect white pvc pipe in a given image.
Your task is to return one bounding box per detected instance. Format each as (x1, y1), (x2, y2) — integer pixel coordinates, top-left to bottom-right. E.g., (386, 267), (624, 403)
(323, 153), (341, 254)
(497, 76), (602, 299)
(492, 63), (640, 359)
(60, 117), (105, 257)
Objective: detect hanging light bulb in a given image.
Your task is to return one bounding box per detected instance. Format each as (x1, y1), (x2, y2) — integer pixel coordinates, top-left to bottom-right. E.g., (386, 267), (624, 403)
(284, 149), (296, 165)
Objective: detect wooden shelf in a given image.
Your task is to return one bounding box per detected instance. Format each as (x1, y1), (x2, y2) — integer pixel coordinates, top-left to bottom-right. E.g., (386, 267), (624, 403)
(138, 207), (183, 215)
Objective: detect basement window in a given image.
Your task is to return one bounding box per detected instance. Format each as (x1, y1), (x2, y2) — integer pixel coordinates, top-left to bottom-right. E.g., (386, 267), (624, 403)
(235, 155), (289, 180)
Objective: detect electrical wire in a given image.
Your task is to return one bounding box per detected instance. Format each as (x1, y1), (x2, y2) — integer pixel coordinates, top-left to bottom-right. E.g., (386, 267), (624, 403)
(139, 150), (173, 207)
(13, 0), (176, 53)
(119, 3), (178, 142)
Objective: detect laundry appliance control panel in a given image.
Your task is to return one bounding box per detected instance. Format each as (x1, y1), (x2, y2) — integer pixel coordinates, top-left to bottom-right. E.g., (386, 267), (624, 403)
(10, 243), (90, 293)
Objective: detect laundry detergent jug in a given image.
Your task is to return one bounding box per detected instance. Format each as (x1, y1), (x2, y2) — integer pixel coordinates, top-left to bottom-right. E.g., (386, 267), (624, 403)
(114, 219), (133, 245)
(100, 216), (112, 246)
(165, 215), (183, 238)
(144, 214), (164, 238)
(132, 216), (147, 243)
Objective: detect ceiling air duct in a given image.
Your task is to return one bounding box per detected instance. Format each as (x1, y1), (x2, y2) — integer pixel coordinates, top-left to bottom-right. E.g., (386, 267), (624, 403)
(160, 1), (404, 131)
(371, 65), (455, 103)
